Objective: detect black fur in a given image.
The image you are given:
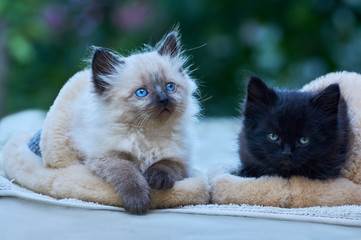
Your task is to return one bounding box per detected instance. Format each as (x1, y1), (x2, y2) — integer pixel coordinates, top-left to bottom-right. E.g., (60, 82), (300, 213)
(237, 77), (349, 180)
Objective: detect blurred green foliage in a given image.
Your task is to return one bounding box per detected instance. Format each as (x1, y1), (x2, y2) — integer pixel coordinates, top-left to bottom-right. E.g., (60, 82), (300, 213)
(1, 0), (361, 117)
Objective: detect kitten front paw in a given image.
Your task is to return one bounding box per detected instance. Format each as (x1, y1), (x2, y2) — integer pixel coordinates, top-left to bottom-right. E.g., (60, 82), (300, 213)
(121, 187), (151, 215)
(237, 168), (250, 177)
(144, 168), (175, 190)
(237, 166), (260, 178)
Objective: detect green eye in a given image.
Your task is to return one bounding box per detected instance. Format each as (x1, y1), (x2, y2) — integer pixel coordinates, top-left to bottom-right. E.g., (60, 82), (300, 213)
(267, 133), (279, 141)
(299, 137), (310, 145)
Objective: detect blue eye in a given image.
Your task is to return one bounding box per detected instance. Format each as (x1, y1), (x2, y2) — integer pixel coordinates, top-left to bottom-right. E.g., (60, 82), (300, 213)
(267, 133), (279, 141)
(299, 137), (310, 145)
(135, 88), (148, 98)
(165, 82), (176, 92)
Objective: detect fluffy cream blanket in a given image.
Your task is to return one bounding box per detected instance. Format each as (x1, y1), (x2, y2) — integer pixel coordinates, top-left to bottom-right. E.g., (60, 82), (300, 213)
(211, 71), (361, 207)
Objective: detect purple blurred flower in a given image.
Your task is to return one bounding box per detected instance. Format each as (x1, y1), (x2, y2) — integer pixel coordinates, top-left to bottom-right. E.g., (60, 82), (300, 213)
(112, 3), (151, 31)
(84, 3), (104, 25)
(43, 4), (68, 31)
(68, 0), (93, 7)
(73, 3), (105, 37)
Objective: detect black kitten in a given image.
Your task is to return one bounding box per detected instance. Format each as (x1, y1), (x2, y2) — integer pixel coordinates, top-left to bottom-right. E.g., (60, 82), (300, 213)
(237, 77), (349, 180)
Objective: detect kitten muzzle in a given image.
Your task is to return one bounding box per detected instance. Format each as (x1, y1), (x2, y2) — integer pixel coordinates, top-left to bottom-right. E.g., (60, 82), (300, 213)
(280, 144), (294, 169)
(159, 97), (169, 107)
(155, 92), (174, 121)
(281, 144), (293, 157)
(157, 108), (172, 120)
(279, 159), (293, 169)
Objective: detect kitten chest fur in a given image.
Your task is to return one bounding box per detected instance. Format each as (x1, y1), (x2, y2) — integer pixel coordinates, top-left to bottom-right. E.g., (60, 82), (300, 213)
(67, 70), (191, 172)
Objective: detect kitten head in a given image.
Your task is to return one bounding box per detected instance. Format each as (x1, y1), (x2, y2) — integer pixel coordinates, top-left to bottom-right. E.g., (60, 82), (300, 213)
(239, 77), (348, 179)
(90, 30), (198, 128)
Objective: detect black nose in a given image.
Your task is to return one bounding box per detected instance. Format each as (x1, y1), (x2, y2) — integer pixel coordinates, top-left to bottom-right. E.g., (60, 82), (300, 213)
(281, 152), (292, 160)
(281, 144), (293, 159)
(159, 97), (169, 106)
(157, 92), (170, 107)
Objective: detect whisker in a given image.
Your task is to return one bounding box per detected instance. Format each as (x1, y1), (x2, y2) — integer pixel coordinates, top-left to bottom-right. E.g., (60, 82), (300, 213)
(197, 95), (213, 103)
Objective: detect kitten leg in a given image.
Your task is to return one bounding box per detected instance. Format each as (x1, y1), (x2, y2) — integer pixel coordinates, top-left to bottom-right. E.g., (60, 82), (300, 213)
(87, 155), (150, 215)
(238, 165), (284, 178)
(237, 165), (264, 178)
(144, 159), (187, 190)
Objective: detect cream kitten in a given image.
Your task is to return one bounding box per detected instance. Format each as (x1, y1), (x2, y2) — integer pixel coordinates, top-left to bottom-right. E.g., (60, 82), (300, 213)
(67, 31), (199, 214)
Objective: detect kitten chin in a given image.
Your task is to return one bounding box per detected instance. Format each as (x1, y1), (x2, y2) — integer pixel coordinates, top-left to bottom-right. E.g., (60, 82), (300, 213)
(237, 77), (349, 180)
(68, 30), (199, 214)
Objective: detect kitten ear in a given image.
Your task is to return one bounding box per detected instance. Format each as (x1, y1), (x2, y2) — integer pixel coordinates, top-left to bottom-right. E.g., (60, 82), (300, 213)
(92, 47), (123, 95)
(311, 84), (340, 114)
(157, 31), (180, 58)
(246, 77), (277, 105)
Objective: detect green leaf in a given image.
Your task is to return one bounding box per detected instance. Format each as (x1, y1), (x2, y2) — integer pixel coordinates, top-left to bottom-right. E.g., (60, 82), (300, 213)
(8, 34), (35, 63)
(0, 0), (8, 14)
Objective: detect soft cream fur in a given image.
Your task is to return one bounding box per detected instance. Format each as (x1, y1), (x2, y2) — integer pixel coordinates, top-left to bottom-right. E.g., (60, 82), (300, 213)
(211, 71), (361, 207)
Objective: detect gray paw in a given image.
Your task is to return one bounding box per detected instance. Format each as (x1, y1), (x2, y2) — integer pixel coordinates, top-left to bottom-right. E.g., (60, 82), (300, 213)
(144, 168), (175, 190)
(121, 187), (151, 215)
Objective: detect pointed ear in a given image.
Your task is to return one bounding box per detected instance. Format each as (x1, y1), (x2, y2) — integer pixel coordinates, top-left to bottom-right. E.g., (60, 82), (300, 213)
(92, 47), (123, 95)
(246, 77), (277, 105)
(157, 31), (180, 57)
(310, 84), (340, 114)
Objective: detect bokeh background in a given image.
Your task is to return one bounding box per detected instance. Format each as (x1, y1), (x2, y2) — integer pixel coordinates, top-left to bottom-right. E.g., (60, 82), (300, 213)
(1, 0), (361, 118)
